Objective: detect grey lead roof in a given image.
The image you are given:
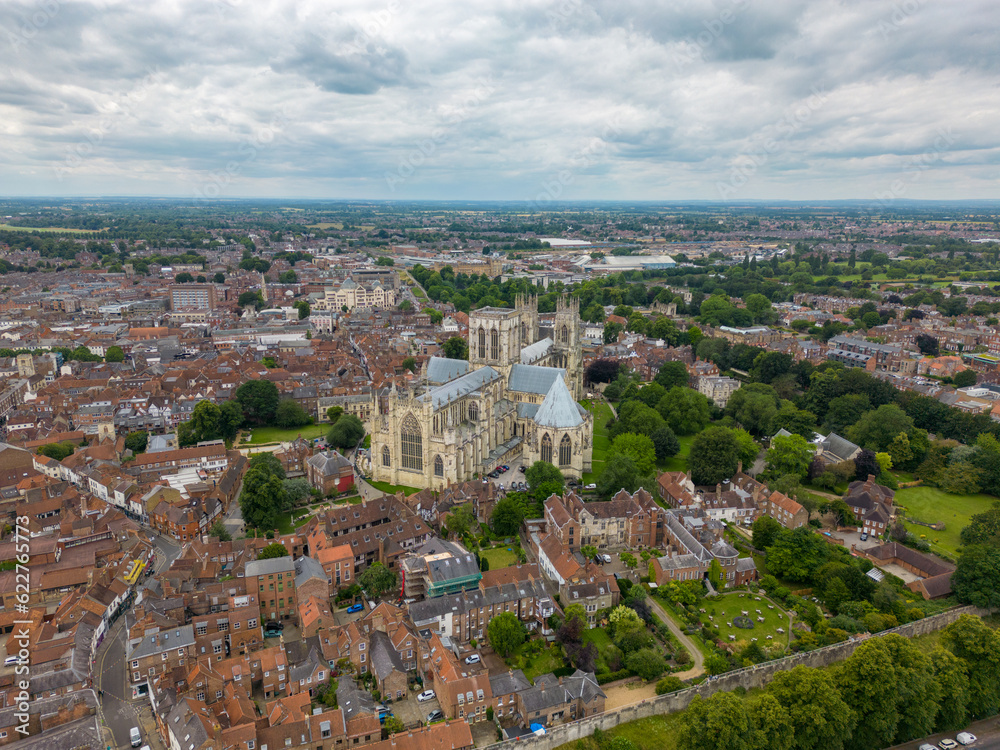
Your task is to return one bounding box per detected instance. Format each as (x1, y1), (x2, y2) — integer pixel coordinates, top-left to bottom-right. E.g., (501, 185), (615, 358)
(426, 356), (470, 385)
(533, 377), (583, 429)
(520, 337), (553, 364)
(245, 556), (295, 578)
(507, 364), (566, 395)
(422, 366), (501, 409)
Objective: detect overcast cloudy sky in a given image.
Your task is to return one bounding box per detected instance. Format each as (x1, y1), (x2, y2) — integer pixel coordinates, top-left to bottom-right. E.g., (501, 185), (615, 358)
(2, 0), (998, 201)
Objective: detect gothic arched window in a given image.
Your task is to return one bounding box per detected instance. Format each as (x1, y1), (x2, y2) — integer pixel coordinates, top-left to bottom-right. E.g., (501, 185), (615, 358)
(401, 414), (423, 472)
(490, 328), (499, 360)
(382, 446), (391, 467)
(560, 325), (569, 344)
(541, 433), (552, 464)
(478, 327), (486, 359)
(559, 434), (572, 467)
(434, 455), (444, 477)
(468, 402), (479, 422)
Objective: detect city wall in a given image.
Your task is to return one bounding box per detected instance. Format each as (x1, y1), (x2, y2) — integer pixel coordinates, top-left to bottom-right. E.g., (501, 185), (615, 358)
(485, 605), (990, 750)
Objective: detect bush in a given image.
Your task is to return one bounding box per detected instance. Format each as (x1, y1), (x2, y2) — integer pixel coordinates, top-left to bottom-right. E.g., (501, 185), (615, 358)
(596, 668), (632, 685)
(655, 675), (686, 695)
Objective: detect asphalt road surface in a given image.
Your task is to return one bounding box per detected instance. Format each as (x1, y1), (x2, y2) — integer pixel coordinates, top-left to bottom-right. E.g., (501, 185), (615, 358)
(889, 717), (1000, 750)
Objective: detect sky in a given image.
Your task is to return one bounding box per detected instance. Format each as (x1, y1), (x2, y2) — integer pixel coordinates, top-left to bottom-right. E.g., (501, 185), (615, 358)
(2, 0), (998, 202)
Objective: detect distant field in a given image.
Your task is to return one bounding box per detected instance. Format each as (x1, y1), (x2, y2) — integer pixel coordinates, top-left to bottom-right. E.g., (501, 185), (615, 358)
(897, 486), (996, 557)
(241, 423), (327, 445)
(308, 222), (343, 229)
(0, 224), (101, 233)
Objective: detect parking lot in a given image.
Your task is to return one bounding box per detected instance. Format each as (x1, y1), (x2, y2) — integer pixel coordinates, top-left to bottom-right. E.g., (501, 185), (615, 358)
(484, 457), (526, 492)
(388, 692), (441, 728)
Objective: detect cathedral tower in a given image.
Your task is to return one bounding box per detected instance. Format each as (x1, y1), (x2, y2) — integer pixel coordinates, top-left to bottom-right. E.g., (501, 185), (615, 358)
(553, 295), (583, 399)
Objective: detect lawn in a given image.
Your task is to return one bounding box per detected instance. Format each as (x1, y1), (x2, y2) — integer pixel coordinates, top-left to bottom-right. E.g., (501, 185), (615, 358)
(480, 546), (517, 569)
(581, 399), (613, 485)
(698, 591), (792, 648)
(556, 713), (686, 750)
(897, 486), (997, 557)
(581, 627), (613, 651)
(508, 640), (564, 682)
(368, 479), (423, 496)
(242, 423), (328, 445)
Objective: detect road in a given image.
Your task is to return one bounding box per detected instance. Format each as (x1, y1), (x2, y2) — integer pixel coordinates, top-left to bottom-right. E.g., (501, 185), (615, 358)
(889, 716), (1000, 749)
(645, 595), (705, 680)
(95, 531), (181, 749)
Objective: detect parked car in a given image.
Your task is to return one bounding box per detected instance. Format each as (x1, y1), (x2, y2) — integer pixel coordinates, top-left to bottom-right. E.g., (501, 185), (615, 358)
(956, 734), (977, 746)
(602, 554), (612, 564)
(464, 654), (481, 664)
(585, 483), (597, 490)
(417, 689), (436, 702)
(860, 532), (868, 542)
(130, 728), (142, 748)
(518, 465), (527, 473)
(378, 708), (393, 724)
(3, 656), (19, 667)
(346, 603), (364, 613)
(501, 465), (509, 472)
(918, 745), (937, 750)
(593, 555), (602, 565)
(939, 740), (959, 750)
(427, 709), (444, 723)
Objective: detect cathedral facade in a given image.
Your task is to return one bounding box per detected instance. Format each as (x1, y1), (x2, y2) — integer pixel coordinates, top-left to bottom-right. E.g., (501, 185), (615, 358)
(368, 295), (592, 490)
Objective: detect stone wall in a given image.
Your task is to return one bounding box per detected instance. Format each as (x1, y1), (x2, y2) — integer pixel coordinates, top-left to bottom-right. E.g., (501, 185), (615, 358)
(486, 606), (990, 750)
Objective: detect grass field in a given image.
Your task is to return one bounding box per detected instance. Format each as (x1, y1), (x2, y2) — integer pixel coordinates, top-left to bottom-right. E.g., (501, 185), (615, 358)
(556, 713), (686, 750)
(0, 223), (101, 233)
(241, 424), (328, 445)
(897, 486), (997, 557)
(582, 627), (613, 651)
(368, 479), (422, 496)
(508, 641), (564, 682)
(307, 222), (344, 229)
(581, 399), (613, 485)
(480, 546), (517, 569)
(698, 592), (792, 647)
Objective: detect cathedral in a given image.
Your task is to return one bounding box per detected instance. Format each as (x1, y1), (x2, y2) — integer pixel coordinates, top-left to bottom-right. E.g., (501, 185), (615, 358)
(368, 295), (593, 490)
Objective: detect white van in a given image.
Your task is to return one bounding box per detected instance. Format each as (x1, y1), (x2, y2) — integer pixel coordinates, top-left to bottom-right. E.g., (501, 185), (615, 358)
(130, 727), (142, 747)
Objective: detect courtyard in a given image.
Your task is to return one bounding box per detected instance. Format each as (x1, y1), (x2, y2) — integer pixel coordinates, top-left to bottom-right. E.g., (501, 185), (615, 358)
(696, 591), (792, 648)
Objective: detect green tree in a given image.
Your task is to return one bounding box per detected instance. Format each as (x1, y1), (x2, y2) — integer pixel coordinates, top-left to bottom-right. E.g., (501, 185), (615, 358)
(943, 614), (1000, 719)
(283, 477), (312, 505)
(213, 272), (225, 283)
(745, 293), (775, 324)
(603, 321), (624, 344)
(770, 403), (817, 439)
(295, 300), (310, 319)
(953, 369), (978, 387)
(401, 356), (417, 373)
(654, 361), (689, 390)
(746, 693), (794, 750)
(766, 526), (830, 582)
(733, 428), (761, 470)
(765, 434), (815, 481)
(650, 426), (680, 460)
(751, 516), (784, 551)
(208, 520), (232, 542)
(688, 426), (742, 485)
(727, 389), (780, 437)
(37, 442), (75, 461)
(930, 646), (970, 732)
(238, 290), (265, 309)
(124, 431), (148, 453)
(655, 675), (685, 695)
(105, 345), (125, 362)
(274, 399), (312, 429)
(258, 542), (290, 559)
(609, 433), (657, 476)
(174, 272), (194, 283)
(677, 693), (753, 750)
(952, 545), (1000, 609)
(767, 666), (855, 750)
(235, 380), (281, 426)
(278, 270), (298, 284)
(382, 716), (404, 736)
(750, 351), (793, 383)
(524, 461), (564, 499)
(656, 387), (711, 435)
(327, 414), (365, 451)
(823, 394), (872, 434)
(249, 452), (286, 479)
(848, 404), (915, 453)
(597, 454), (642, 497)
(326, 405), (344, 424)
(359, 562), (397, 598)
(837, 638), (899, 750)
(625, 648), (667, 681)
(882, 634), (941, 743)
(442, 336), (469, 360)
(490, 498), (524, 536)
(240, 467), (287, 531)
(887, 431), (913, 469)
(487, 612), (525, 657)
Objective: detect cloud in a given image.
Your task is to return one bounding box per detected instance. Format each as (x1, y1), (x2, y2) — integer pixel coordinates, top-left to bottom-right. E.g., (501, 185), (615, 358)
(0, 0), (998, 200)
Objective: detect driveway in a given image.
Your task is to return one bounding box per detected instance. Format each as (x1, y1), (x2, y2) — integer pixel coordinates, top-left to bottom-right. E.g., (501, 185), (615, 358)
(646, 596), (704, 680)
(394, 693), (439, 727)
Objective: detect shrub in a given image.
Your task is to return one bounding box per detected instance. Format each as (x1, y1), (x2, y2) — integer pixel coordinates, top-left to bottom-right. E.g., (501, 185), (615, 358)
(655, 675), (686, 695)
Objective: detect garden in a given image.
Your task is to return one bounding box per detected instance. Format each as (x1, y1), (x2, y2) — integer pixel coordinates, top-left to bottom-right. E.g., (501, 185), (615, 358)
(694, 591), (792, 649)
(897, 485), (996, 557)
(240, 423), (328, 445)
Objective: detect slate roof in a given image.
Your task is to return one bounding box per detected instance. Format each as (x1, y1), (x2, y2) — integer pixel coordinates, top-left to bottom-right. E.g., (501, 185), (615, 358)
(306, 450), (352, 476)
(128, 624), (195, 660)
(490, 669), (531, 697)
(820, 432), (861, 462)
(245, 556), (295, 578)
(370, 629), (406, 681)
(508, 364), (566, 395)
(294, 555), (328, 588)
(533, 376), (583, 429)
(337, 676), (377, 721)
(425, 356), (470, 385)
